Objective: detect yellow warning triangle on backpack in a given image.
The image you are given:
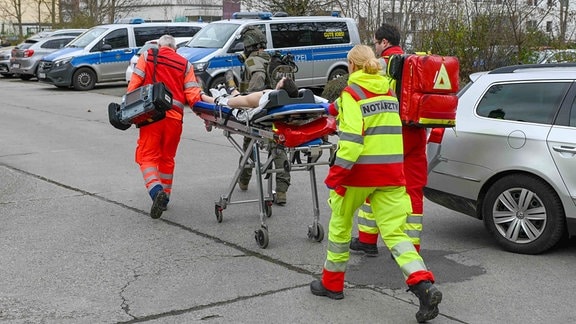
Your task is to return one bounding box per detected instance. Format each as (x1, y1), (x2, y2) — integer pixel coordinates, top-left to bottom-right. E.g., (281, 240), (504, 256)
(433, 63), (452, 90)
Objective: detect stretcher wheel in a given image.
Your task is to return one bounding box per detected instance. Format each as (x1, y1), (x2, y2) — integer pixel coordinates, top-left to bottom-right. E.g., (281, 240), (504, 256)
(215, 204), (223, 223)
(265, 201), (272, 218)
(255, 227), (269, 248)
(308, 223), (324, 242)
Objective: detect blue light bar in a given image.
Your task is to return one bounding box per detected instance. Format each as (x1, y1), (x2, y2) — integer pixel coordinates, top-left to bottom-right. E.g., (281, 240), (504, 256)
(232, 12), (273, 20)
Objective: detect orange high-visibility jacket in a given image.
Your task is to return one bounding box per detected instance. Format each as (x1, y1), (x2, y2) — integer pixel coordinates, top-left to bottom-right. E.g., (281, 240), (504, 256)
(128, 46), (201, 120)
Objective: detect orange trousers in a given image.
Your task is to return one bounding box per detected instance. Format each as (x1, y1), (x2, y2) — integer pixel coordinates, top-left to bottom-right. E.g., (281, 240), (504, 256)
(135, 117), (183, 200)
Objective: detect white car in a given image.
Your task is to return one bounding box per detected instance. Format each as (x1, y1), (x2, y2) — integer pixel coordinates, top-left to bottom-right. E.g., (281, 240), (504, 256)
(125, 37), (193, 83)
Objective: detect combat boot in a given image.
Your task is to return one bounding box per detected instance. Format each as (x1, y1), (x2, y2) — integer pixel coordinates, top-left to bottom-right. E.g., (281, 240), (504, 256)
(349, 237), (379, 256)
(275, 191), (287, 206)
(225, 69), (237, 93)
(408, 280), (442, 323)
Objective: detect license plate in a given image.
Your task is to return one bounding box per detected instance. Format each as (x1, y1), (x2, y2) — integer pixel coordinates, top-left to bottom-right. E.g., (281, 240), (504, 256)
(11, 63), (20, 69)
(38, 72), (46, 79)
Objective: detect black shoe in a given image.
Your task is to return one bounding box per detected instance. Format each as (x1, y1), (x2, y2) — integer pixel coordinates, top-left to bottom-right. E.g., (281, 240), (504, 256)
(150, 191), (168, 219)
(161, 197), (170, 212)
(309, 280), (344, 300)
(349, 237), (379, 257)
(408, 280), (443, 323)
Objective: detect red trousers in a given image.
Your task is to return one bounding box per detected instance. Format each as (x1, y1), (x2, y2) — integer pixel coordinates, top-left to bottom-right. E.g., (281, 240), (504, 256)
(356, 127), (428, 250)
(135, 117), (183, 198)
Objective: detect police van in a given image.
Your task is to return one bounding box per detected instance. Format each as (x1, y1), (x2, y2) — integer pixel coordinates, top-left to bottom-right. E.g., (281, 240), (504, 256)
(177, 12), (360, 90)
(37, 21), (206, 90)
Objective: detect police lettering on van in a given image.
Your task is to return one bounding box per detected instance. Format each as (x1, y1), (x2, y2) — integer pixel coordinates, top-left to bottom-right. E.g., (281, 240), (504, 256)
(177, 12), (360, 91)
(37, 21), (205, 90)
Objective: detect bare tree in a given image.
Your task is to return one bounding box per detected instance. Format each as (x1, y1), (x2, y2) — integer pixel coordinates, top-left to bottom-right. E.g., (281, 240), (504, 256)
(0, 0), (26, 37)
(58, 0), (149, 26)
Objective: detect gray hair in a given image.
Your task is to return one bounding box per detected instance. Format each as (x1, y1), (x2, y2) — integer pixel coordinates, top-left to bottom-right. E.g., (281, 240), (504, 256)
(158, 35), (176, 49)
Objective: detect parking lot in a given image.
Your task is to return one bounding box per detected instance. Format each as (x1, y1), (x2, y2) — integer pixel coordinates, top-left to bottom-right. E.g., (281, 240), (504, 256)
(1, 76), (576, 323)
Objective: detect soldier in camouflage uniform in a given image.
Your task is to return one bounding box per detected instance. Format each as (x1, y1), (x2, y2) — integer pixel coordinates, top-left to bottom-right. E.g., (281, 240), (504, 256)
(321, 74), (350, 102)
(237, 26), (291, 205)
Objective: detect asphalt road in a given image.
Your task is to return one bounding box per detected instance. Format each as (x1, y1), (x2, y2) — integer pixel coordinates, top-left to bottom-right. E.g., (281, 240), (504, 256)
(1, 77), (575, 324)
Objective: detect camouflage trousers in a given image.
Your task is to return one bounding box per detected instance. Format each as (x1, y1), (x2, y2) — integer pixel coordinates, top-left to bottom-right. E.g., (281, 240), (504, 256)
(239, 136), (291, 193)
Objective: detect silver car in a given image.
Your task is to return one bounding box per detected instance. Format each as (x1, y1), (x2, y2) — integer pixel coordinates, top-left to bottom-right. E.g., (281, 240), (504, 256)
(425, 63), (576, 254)
(0, 46), (16, 77)
(10, 36), (76, 80)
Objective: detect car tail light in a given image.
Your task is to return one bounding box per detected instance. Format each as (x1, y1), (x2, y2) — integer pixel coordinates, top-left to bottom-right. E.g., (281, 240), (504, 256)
(24, 49), (34, 57)
(428, 128), (445, 144)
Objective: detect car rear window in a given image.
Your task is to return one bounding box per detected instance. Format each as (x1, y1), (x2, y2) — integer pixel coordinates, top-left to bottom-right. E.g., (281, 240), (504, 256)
(476, 82), (571, 124)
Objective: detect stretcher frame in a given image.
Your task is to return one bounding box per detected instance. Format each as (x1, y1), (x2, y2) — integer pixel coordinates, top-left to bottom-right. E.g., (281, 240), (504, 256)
(192, 93), (336, 248)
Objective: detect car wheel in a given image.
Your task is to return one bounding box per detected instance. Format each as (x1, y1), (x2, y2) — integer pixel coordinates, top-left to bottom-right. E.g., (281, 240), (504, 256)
(209, 75), (225, 91)
(72, 67), (96, 90)
(20, 74), (33, 81)
(328, 67), (348, 81)
(482, 174), (566, 254)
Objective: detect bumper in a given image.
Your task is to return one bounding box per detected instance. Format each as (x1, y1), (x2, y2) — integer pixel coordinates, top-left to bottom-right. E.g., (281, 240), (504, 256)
(11, 61), (37, 76)
(0, 62), (10, 74)
(38, 62), (73, 87)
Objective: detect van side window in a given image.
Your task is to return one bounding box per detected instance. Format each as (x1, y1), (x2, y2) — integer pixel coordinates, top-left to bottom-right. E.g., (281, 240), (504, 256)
(476, 82), (570, 124)
(134, 27), (165, 46)
(168, 26), (203, 38)
(270, 22), (350, 48)
(91, 28), (128, 52)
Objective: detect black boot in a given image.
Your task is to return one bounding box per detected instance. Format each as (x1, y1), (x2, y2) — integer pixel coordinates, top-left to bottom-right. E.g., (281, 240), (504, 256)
(349, 237), (379, 257)
(408, 280), (442, 323)
(150, 191), (168, 219)
(309, 280), (344, 300)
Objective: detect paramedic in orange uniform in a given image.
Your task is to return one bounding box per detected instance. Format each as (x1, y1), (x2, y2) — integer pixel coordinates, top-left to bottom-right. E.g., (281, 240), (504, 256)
(350, 23), (429, 255)
(127, 34), (203, 219)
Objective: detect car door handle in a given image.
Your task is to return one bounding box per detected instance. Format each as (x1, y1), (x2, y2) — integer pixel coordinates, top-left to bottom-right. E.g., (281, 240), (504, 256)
(552, 145), (576, 154)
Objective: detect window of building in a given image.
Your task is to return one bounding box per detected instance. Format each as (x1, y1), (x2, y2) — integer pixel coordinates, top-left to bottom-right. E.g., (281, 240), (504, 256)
(546, 21), (552, 32)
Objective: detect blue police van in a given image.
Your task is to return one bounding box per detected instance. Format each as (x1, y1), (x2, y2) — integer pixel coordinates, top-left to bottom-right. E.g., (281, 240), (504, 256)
(177, 12), (360, 90)
(37, 21), (205, 90)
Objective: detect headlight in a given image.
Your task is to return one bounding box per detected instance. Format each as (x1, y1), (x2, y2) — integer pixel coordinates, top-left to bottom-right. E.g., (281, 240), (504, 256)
(193, 62), (208, 72)
(54, 58), (72, 67)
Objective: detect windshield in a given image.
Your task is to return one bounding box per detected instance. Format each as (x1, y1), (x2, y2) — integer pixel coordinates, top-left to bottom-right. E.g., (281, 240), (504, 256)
(184, 23), (240, 48)
(66, 27), (107, 48)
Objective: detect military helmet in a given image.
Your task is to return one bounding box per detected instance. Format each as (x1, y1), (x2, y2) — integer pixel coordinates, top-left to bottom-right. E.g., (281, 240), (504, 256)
(242, 27), (266, 48)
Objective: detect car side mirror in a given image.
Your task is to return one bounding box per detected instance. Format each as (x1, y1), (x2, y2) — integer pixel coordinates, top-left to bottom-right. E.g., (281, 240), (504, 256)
(102, 44), (112, 51)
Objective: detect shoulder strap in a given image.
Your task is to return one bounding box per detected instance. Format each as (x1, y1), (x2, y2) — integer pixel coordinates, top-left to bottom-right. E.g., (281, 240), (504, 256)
(151, 47), (159, 83)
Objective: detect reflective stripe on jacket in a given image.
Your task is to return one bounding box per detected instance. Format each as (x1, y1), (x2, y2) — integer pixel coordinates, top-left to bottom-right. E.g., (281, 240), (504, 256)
(325, 70), (405, 188)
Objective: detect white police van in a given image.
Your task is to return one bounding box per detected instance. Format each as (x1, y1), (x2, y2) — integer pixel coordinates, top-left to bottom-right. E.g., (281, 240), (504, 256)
(37, 20), (205, 90)
(177, 12), (360, 90)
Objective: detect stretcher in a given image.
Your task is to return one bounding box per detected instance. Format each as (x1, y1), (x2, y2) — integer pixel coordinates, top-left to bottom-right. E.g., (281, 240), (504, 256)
(192, 89), (337, 248)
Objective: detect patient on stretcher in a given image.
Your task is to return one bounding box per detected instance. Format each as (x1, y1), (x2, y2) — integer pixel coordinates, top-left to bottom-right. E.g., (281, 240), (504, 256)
(201, 77), (328, 122)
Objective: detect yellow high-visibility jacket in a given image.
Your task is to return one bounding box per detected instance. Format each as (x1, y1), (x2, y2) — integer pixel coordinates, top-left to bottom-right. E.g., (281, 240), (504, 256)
(325, 69), (405, 188)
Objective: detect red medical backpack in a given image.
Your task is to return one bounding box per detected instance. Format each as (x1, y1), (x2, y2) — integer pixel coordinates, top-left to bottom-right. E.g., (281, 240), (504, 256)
(389, 54), (459, 128)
